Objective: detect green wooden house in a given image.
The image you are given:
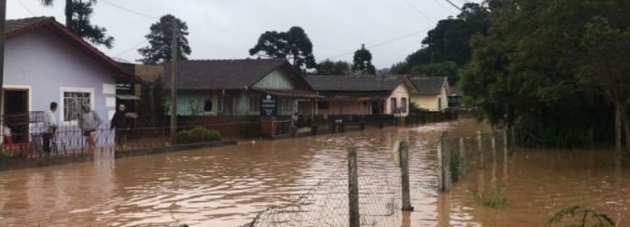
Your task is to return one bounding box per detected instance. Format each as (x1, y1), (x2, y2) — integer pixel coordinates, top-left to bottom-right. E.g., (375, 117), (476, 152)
(163, 59), (320, 116)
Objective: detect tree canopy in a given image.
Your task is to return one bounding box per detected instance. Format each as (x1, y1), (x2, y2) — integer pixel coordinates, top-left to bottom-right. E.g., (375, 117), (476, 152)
(39, 0), (114, 48)
(249, 26), (316, 74)
(138, 15), (192, 65)
(316, 60), (351, 75)
(352, 44), (376, 76)
(460, 0), (628, 149)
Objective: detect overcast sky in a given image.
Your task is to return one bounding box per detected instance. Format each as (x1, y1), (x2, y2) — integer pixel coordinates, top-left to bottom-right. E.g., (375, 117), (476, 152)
(7, 0), (475, 68)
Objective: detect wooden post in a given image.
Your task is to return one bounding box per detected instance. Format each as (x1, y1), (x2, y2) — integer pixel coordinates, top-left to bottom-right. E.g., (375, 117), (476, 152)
(459, 136), (466, 178)
(477, 130), (484, 169)
(438, 132), (450, 192)
(616, 109), (622, 151)
(503, 129), (508, 158)
(399, 141), (414, 211)
(0, 0), (6, 107)
(510, 126), (516, 150)
(169, 22), (178, 145)
(347, 147), (360, 227)
(491, 133), (496, 158)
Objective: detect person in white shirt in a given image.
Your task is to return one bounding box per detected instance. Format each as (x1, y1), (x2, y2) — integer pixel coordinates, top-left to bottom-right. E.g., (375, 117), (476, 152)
(42, 102), (58, 154)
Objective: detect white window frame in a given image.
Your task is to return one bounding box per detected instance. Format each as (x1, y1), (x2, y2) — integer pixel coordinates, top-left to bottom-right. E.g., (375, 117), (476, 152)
(60, 87), (95, 125)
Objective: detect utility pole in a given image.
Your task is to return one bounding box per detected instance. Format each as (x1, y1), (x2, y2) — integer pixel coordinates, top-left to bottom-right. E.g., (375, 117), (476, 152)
(169, 21), (178, 144)
(0, 0), (7, 107)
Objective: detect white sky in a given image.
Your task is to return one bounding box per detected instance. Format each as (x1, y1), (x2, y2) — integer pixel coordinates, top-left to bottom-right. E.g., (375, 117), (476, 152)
(7, 0), (474, 68)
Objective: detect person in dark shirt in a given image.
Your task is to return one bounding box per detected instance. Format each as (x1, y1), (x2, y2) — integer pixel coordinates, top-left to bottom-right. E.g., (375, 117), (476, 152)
(110, 104), (129, 149)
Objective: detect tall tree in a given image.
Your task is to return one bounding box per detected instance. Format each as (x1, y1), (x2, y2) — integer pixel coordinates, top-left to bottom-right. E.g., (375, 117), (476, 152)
(316, 60), (351, 75)
(352, 44), (376, 75)
(249, 26), (317, 73)
(138, 15), (191, 65)
(39, 0), (114, 48)
(410, 62), (459, 84)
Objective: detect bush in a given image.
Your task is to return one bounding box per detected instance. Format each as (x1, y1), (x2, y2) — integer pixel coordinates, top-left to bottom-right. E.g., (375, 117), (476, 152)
(177, 130), (193, 144)
(178, 127), (221, 144)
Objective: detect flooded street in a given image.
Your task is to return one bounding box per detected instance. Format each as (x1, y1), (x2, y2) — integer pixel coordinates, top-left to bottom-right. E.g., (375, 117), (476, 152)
(1, 121), (629, 226)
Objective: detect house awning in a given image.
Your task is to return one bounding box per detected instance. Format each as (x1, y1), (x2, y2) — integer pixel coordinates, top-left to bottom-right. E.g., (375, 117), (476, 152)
(253, 89), (323, 99)
(116, 94), (141, 100)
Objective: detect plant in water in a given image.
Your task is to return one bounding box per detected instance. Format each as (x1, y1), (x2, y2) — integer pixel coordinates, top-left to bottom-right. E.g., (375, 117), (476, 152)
(473, 185), (508, 209)
(546, 205), (616, 227)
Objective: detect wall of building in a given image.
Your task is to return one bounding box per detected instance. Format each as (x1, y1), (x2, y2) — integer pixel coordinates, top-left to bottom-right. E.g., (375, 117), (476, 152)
(411, 86), (449, 111)
(253, 70), (295, 90)
(385, 84), (411, 117)
(316, 101), (371, 116)
(4, 27), (117, 127)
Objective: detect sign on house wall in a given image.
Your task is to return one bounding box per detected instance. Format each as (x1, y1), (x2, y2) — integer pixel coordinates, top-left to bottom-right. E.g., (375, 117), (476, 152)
(260, 93), (278, 116)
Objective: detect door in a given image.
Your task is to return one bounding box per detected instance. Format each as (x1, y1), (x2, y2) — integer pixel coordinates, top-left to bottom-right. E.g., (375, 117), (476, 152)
(3, 89), (29, 142)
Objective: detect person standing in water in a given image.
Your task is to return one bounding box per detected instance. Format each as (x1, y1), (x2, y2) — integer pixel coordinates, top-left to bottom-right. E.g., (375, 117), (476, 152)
(110, 104), (129, 150)
(78, 104), (101, 152)
(42, 102), (58, 154)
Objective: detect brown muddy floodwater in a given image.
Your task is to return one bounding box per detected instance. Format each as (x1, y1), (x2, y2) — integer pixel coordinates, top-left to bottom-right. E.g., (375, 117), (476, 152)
(1, 121), (629, 227)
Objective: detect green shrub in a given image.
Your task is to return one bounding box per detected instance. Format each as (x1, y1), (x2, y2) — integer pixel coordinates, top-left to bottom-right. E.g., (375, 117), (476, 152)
(179, 127), (222, 144)
(474, 185), (508, 209)
(0, 151), (27, 160)
(177, 130), (193, 144)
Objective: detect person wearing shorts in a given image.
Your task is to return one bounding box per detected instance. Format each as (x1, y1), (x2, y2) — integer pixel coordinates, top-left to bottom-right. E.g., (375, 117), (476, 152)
(78, 105), (101, 152)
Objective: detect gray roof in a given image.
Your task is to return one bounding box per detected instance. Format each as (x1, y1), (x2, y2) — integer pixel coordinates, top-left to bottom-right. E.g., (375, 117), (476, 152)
(163, 59), (307, 90)
(306, 75), (412, 92)
(5, 17), (51, 37)
(411, 77), (448, 95)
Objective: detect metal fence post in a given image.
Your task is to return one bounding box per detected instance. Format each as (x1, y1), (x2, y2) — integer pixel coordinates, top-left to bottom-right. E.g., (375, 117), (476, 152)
(399, 141), (414, 211)
(491, 133), (496, 158)
(347, 147), (360, 227)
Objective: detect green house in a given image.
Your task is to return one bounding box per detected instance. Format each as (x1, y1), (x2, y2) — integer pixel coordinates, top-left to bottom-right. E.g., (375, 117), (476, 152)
(163, 59), (320, 116)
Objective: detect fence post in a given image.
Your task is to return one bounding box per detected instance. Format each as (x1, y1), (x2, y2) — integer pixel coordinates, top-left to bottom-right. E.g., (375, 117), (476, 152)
(491, 133), (496, 158)
(438, 132), (450, 192)
(347, 147), (360, 227)
(503, 129), (508, 157)
(459, 136), (466, 178)
(477, 130), (484, 169)
(399, 141), (414, 211)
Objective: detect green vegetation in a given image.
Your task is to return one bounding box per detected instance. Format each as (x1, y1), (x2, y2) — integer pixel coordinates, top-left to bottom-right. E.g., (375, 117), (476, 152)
(546, 205), (616, 227)
(352, 45), (376, 76)
(249, 26), (316, 73)
(137, 76), (166, 127)
(39, 0), (114, 48)
(177, 127), (221, 144)
(0, 151), (27, 160)
(316, 60), (351, 75)
(473, 185), (508, 209)
(138, 15), (192, 65)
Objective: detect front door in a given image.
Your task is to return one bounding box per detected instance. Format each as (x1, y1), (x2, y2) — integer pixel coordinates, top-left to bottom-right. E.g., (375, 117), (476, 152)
(3, 89), (29, 142)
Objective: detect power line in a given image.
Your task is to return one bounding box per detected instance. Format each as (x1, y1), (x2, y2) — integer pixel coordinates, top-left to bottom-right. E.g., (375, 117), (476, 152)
(114, 39), (149, 57)
(325, 28), (431, 60)
(402, 0), (434, 22)
(99, 0), (159, 20)
(443, 0), (462, 11)
(17, 0), (36, 16)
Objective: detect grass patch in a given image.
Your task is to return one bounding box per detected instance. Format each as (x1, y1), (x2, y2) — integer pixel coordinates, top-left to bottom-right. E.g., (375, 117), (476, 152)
(473, 185), (508, 209)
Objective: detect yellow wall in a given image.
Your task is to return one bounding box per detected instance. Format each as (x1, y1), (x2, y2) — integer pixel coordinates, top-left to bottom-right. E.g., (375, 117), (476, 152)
(385, 84), (411, 117)
(411, 83), (449, 111)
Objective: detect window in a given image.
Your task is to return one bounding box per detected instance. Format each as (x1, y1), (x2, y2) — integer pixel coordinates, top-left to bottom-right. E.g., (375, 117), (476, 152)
(250, 94), (260, 112)
(401, 98), (408, 113)
(390, 98), (397, 113)
(63, 91), (92, 122)
(204, 100), (213, 112)
(317, 101), (330, 110)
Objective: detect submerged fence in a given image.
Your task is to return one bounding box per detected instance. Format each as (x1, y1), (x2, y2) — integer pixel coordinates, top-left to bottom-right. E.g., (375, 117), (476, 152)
(236, 127), (513, 227)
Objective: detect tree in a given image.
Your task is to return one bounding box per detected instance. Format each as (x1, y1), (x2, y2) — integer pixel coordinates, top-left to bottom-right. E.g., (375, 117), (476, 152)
(39, 0), (114, 48)
(138, 15), (191, 65)
(409, 62), (459, 85)
(316, 60), (351, 75)
(249, 26), (317, 73)
(352, 44), (376, 75)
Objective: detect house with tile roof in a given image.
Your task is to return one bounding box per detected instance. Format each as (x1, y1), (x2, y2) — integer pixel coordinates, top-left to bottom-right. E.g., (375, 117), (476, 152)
(303, 75), (418, 117)
(2, 17), (140, 147)
(410, 77), (451, 111)
(162, 59), (320, 116)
